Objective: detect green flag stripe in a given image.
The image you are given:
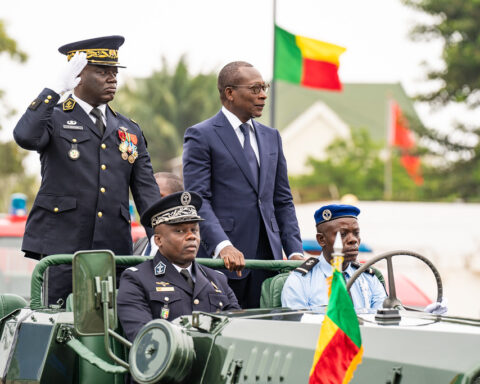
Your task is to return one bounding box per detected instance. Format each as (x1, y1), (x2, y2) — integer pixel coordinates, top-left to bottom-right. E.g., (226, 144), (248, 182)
(327, 270), (362, 348)
(274, 25), (302, 83)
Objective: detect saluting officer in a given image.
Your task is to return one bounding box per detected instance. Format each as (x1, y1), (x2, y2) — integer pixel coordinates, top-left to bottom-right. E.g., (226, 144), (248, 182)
(281, 204), (387, 310)
(117, 191), (240, 342)
(13, 35), (160, 306)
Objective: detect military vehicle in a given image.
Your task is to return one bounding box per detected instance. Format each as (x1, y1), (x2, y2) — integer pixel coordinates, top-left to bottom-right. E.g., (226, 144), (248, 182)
(1, 247), (480, 384)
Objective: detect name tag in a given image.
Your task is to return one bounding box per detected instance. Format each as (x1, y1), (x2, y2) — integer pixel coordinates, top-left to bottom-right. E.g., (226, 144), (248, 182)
(156, 287), (175, 292)
(63, 125), (84, 130)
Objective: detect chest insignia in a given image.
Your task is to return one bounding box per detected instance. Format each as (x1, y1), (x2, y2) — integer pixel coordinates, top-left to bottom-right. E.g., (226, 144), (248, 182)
(156, 287), (174, 292)
(154, 262), (166, 276)
(210, 281), (222, 293)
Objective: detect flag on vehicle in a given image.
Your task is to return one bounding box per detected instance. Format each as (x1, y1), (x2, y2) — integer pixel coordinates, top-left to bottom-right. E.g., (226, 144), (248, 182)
(309, 261), (363, 383)
(390, 100), (423, 185)
(274, 25), (346, 91)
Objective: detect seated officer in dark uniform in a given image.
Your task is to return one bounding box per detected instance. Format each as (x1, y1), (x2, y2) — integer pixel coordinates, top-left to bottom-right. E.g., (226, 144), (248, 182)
(117, 191), (240, 342)
(13, 35), (160, 306)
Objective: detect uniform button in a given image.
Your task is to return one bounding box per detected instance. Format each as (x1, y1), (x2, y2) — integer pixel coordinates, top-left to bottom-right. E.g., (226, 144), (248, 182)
(44, 99), (49, 104)
(219, 302), (223, 307)
(97, 212), (103, 218)
(101, 164), (106, 170)
(47, 95), (52, 100)
(193, 299), (199, 305)
(165, 297), (169, 302)
(72, 138), (77, 143)
(53, 207), (59, 213)
(101, 143), (106, 149)
(100, 187), (106, 193)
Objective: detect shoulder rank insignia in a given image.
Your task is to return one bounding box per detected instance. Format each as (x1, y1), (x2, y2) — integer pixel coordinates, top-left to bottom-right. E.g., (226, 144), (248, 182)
(130, 118), (138, 125)
(351, 261), (375, 276)
(294, 257), (320, 276)
(127, 266), (138, 272)
(154, 261), (166, 276)
(28, 98), (42, 111)
(63, 98), (76, 111)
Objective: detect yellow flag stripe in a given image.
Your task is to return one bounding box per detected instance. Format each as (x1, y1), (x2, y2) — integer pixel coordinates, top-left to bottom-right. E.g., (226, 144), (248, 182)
(295, 35), (346, 65)
(342, 346), (364, 384)
(309, 316), (338, 377)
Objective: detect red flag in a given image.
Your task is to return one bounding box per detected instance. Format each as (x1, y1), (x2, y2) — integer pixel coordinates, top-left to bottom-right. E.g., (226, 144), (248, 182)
(390, 101), (423, 185)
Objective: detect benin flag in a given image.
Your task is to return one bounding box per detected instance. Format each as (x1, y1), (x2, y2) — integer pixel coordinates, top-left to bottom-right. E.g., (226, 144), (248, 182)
(309, 268), (363, 384)
(274, 25), (346, 91)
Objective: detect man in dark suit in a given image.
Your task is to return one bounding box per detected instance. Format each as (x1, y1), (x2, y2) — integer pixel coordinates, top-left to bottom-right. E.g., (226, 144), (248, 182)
(13, 36), (160, 306)
(117, 191), (240, 341)
(182, 61), (304, 308)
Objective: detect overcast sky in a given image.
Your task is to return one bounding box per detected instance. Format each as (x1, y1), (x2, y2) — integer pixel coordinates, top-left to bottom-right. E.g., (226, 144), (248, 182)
(0, 0), (472, 143)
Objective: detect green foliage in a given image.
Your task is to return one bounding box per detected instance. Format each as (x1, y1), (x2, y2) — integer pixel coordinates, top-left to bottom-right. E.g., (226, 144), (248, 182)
(401, 0), (480, 201)
(112, 56), (220, 171)
(0, 20), (36, 211)
(290, 127), (425, 202)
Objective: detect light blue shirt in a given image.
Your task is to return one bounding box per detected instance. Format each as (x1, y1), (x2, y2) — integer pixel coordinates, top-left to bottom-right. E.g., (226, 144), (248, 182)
(281, 255), (387, 310)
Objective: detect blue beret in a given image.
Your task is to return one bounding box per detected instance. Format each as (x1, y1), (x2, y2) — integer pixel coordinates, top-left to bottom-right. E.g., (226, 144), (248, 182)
(141, 191), (204, 228)
(314, 204), (360, 225)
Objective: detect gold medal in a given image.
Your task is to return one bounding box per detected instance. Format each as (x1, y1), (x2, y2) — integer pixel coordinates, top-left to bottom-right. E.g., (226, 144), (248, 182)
(121, 152), (128, 160)
(68, 148), (80, 160)
(128, 155), (135, 164)
(119, 142), (128, 153)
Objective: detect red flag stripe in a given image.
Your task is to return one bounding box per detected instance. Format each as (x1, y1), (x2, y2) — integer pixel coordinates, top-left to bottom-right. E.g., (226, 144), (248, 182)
(309, 327), (360, 384)
(301, 59), (342, 90)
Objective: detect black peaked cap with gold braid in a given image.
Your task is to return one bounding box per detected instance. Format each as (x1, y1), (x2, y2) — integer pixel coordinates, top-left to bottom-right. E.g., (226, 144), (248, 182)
(141, 191), (204, 228)
(58, 35), (126, 67)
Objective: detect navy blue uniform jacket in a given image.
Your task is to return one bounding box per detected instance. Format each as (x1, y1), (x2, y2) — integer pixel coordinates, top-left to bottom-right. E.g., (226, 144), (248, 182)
(117, 252), (240, 341)
(182, 111), (303, 277)
(13, 89), (160, 258)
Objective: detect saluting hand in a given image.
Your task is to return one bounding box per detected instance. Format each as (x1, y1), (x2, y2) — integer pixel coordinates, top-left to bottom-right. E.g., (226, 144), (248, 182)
(53, 51), (88, 95)
(219, 245), (245, 277)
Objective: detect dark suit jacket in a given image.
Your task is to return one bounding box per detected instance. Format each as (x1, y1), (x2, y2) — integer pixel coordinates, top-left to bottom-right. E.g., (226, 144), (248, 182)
(182, 110), (303, 278)
(117, 252), (240, 341)
(13, 88), (160, 258)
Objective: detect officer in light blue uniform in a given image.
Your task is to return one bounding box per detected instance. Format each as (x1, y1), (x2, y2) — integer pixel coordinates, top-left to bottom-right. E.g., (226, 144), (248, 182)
(281, 204), (387, 310)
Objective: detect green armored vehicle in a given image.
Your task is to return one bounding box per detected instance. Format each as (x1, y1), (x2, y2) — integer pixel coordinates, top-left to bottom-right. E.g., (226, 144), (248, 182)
(1, 250), (480, 383)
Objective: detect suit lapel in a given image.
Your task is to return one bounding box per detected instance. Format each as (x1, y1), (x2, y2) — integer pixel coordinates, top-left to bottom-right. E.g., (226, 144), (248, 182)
(104, 105), (119, 139)
(213, 112), (259, 193)
(253, 121), (271, 195)
(192, 263), (210, 298)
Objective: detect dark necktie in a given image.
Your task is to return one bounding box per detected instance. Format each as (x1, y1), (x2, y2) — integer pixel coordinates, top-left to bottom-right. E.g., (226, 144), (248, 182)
(90, 107), (105, 135)
(239, 123), (259, 187)
(180, 268), (194, 290)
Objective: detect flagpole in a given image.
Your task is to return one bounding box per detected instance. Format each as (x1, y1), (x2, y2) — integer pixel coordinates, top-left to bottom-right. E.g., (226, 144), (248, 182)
(270, 0), (277, 128)
(384, 97), (393, 200)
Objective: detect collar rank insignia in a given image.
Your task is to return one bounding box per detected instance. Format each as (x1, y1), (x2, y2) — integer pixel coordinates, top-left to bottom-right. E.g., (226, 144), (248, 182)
(63, 98), (76, 111)
(294, 257), (320, 276)
(154, 261), (166, 276)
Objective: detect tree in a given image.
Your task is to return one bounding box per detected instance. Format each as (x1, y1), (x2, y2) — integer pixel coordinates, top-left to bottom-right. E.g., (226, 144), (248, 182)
(402, 0), (480, 201)
(290, 127), (426, 202)
(0, 20), (37, 211)
(112, 57), (220, 171)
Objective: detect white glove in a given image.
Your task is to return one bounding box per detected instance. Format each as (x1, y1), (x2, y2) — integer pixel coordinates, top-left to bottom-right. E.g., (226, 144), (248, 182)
(51, 52), (88, 95)
(425, 297), (448, 315)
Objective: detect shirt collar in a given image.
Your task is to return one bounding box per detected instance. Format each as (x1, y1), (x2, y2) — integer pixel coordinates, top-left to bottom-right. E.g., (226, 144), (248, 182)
(172, 262), (193, 276)
(319, 253), (356, 277)
(72, 93), (107, 117)
(221, 106), (254, 131)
